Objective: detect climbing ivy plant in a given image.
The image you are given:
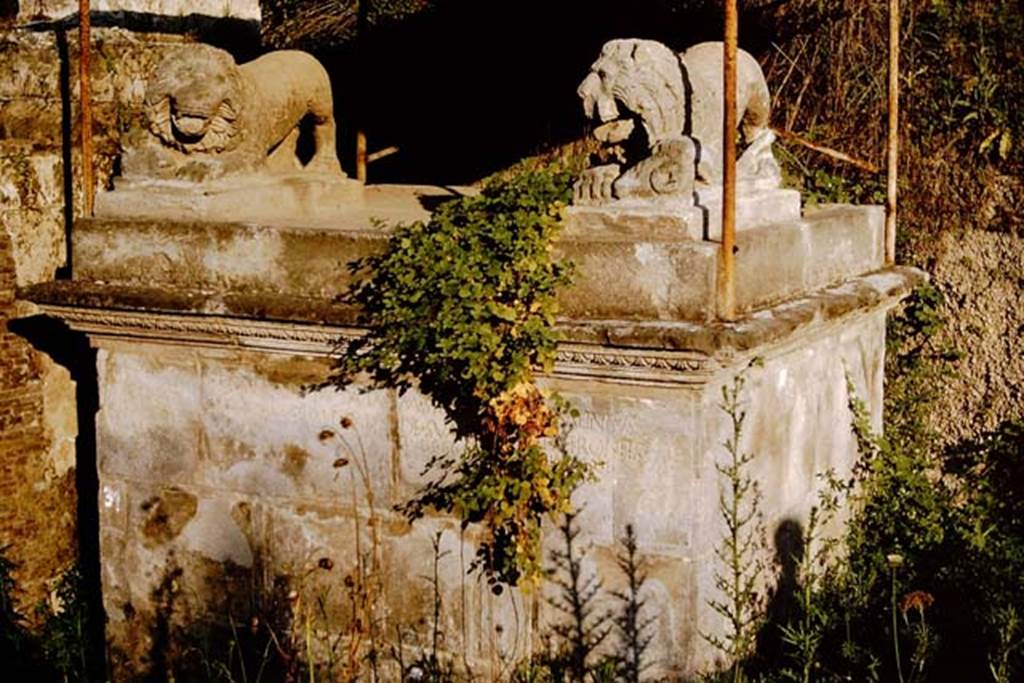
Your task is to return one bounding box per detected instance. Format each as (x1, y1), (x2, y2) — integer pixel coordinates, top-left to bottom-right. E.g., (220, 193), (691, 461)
(330, 163), (592, 591)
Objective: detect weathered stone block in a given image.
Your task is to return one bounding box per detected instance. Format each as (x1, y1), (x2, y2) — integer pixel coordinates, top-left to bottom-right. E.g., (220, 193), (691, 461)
(698, 186), (803, 241)
(0, 206), (64, 286)
(15, 1), (261, 23)
(565, 203), (705, 241)
(0, 146), (63, 209)
(565, 186), (802, 243)
(100, 489), (260, 680)
(0, 99), (64, 147)
(735, 219), (809, 312)
(556, 387), (705, 551)
(378, 517), (498, 659)
(395, 389), (459, 492)
(99, 174), (365, 225)
(802, 204), (885, 291)
(195, 353), (395, 505)
(0, 32), (62, 101)
(74, 185), (892, 325)
(559, 238), (719, 321)
(99, 477), (130, 533)
(114, 479), (258, 608)
(97, 347), (204, 484)
(73, 217), (385, 299)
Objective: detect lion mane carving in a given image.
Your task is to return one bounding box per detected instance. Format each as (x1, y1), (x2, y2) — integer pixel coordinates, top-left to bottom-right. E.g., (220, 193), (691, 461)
(574, 39), (779, 205)
(123, 46), (343, 182)
(144, 49), (244, 155)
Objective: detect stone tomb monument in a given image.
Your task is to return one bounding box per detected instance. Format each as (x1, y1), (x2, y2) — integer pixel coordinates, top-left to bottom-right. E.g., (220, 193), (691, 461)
(23, 40), (923, 678)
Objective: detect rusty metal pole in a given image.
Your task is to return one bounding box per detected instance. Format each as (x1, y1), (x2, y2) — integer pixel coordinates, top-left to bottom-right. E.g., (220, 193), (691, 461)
(719, 0), (738, 321)
(355, 0), (369, 183)
(79, 0), (94, 216)
(885, 0), (900, 264)
(356, 131), (368, 183)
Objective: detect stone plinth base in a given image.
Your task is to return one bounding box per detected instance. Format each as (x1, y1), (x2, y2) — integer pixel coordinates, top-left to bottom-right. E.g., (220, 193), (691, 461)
(562, 202), (882, 320)
(695, 185), (802, 240)
(96, 173), (367, 226)
(76, 186), (882, 323)
(566, 185), (802, 242)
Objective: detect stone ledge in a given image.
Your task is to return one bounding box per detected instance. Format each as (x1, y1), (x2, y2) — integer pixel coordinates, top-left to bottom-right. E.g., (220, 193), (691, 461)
(97, 174), (367, 225)
(75, 198), (885, 323)
(565, 186), (803, 242)
(20, 266), (926, 385)
(561, 266), (926, 357)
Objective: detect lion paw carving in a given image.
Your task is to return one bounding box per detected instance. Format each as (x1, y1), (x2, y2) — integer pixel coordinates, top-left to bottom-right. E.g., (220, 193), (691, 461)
(574, 39), (780, 206)
(123, 46), (343, 183)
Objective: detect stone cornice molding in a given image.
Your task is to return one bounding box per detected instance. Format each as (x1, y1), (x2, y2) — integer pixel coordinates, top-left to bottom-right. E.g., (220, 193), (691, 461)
(35, 305), (351, 355)
(33, 304), (718, 385)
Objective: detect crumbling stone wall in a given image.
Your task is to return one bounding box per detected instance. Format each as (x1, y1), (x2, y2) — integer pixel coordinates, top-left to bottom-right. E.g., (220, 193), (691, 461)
(0, 6), (255, 611)
(0, 24), (85, 611)
(10, 1), (259, 23)
(0, 220), (77, 611)
(0, 27), (190, 288)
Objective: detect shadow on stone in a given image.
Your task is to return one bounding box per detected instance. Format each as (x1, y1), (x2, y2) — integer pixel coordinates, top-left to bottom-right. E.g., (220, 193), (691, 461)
(140, 549), (301, 682)
(54, 26), (73, 279)
(756, 517), (805, 669)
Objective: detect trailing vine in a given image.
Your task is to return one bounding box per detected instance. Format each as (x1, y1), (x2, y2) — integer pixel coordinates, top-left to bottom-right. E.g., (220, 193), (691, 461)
(329, 163), (592, 591)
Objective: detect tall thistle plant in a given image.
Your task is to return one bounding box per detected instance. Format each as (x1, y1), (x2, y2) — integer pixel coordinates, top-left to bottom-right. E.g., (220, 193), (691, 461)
(704, 373), (767, 682)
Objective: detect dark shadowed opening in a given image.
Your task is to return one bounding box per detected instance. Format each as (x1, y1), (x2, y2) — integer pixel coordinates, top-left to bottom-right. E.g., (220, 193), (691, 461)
(268, 0), (781, 184)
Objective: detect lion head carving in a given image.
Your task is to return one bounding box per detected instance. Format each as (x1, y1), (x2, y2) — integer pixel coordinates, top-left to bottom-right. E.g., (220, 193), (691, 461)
(577, 39), (686, 149)
(575, 39), (693, 204)
(144, 49), (245, 154)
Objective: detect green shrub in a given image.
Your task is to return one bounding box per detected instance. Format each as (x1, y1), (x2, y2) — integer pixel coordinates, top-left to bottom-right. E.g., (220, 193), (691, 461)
(330, 163), (591, 590)
(703, 373), (768, 683)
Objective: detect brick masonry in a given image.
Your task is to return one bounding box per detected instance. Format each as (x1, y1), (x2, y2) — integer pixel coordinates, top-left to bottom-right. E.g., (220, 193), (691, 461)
(0, 23), (145, 614)
(0, 224), (77, 613)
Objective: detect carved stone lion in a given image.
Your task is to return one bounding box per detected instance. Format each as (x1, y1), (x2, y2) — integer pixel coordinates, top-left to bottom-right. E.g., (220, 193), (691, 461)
(122, 46), (343, 183)
(574, 39), (779, 205)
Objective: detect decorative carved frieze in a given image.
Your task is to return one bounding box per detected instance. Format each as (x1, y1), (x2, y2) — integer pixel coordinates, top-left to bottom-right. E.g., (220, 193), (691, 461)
(35, 304), (717, 386)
